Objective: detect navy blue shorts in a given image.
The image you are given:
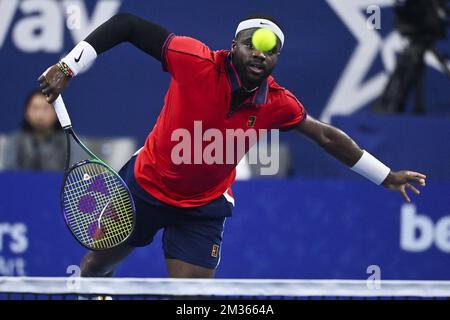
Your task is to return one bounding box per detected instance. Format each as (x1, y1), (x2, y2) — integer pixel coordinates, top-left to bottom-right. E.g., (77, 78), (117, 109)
(118, 156), (233, 269)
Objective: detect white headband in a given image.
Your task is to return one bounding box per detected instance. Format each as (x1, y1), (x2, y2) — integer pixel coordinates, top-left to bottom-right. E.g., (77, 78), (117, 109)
(235, 18), (284, 48)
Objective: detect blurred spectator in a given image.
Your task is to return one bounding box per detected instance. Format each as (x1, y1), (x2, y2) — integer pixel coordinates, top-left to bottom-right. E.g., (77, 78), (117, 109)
(2, 90), (65, 170)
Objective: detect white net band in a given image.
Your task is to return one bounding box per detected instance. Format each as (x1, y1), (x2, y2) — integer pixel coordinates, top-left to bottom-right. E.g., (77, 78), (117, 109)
(1, 277), (450, 298)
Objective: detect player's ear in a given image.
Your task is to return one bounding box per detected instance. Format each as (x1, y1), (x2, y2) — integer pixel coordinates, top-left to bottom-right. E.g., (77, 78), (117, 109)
(231, 39), (237, 53)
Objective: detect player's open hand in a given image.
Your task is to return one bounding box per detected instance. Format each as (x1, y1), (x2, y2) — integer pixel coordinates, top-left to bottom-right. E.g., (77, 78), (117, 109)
(37, 64), (70, 104)
(382, 170), (426, 203)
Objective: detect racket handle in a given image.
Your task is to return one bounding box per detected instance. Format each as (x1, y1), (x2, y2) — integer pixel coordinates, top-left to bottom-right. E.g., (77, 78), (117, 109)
(53, 95), (72, 128)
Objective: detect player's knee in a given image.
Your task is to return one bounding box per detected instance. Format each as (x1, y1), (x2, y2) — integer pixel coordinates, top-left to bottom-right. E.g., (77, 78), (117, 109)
(80, 253), (114, 277)
(176, 269), (215, 278)
(166, 259), (215, 278)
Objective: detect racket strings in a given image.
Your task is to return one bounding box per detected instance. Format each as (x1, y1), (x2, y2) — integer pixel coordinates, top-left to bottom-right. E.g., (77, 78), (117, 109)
(63, 162), (134, 249)
(65, 169), (132, 248)
(65, 179), (130, 247)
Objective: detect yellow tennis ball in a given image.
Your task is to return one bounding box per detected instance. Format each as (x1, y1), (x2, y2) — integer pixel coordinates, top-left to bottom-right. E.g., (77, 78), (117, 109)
(252, 28), (277, 52)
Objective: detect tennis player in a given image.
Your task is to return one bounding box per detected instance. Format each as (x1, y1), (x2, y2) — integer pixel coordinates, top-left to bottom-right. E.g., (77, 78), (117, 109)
(38, 13), (426, 278)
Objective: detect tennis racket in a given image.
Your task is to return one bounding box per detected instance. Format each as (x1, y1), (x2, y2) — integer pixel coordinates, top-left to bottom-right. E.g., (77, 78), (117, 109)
(52, 95), (135, 250)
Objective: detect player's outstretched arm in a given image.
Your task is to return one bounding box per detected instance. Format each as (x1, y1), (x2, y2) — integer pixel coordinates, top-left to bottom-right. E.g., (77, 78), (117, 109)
(295, 115), (426, 202)
(38, 13), (170, 103)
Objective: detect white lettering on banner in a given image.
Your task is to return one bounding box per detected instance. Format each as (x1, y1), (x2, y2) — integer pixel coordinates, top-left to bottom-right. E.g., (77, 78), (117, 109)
(0, 0), (18, 49)
(0, 223), (28, 253)
(400, 204), (450, 253)
(0, 223), (28, 276)
(12, 0), (63, 53)
(0, 257), (26, 276)
(10, 224), (28, 253)
(0, 0), (121, 52)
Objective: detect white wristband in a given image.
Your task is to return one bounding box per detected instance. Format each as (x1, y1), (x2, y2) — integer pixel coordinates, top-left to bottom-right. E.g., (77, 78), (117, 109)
(351, 150), (391, 185)
(61, 41), (97, 76)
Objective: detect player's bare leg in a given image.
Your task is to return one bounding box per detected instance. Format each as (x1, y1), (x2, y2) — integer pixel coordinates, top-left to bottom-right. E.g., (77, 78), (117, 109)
(165, 259), (215, 278)
(81, 245), (135, 277)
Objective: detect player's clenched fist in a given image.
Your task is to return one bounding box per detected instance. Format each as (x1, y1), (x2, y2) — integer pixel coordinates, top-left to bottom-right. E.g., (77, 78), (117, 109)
(37, 64), (71, 104)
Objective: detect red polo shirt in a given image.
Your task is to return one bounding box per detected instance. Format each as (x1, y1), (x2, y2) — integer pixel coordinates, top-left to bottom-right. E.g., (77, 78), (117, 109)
(134, 35), (306, 207)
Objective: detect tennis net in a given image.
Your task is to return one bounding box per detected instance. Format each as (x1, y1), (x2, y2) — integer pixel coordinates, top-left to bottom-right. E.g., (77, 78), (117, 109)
(1, 277), (450, 300)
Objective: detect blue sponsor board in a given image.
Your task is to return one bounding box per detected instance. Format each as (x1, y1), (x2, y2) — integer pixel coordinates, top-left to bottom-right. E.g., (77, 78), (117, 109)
(0, 172), (448, 279)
